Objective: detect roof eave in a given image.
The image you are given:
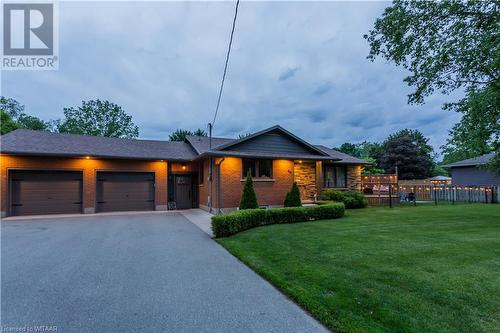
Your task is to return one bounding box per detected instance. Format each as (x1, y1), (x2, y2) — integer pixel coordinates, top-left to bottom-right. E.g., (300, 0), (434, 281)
(0, 151), (194, 162)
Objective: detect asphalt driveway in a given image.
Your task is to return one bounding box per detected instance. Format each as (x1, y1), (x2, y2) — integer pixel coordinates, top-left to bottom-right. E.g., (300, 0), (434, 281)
(1, 212), (327, 332)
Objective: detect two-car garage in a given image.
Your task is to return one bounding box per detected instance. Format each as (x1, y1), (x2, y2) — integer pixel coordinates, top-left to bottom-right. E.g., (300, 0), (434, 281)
(9, 170), (156, 217)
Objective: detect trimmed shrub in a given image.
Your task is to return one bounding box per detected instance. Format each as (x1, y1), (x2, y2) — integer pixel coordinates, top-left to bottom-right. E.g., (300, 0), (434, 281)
(320, 189), (368, 209)
(343, 191), (368, 209)
(212, 203), (345, 238)
(321, 189), (345, 202)
(239, 171), (258, 210)
(284, 182), (302, 207)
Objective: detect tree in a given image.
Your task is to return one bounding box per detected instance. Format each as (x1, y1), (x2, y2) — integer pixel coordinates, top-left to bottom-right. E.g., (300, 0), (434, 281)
(58, 100), (139, 138)
(0, 96), (49, 133)
(365, 0), (499, 171)
(0, 96), (24, 119)
(1, 111), (19, 134)
(380, 135), (433, 179)
(284, 182), (302, 207)
(239, 171), (259, 210)
(336, 141), (385, 174)
(169, 128), (207, 141)
(17, 114), (48, 131)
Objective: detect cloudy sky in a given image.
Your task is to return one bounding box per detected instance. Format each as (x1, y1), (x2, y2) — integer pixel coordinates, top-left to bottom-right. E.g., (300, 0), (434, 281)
(2, 1), (461, 155)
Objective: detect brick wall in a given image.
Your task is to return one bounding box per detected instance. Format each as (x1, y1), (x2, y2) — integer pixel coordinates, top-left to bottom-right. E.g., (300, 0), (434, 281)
(293, 161), (317, 200)
(0, 155), (168, 216)
(206, 157), (294, 211)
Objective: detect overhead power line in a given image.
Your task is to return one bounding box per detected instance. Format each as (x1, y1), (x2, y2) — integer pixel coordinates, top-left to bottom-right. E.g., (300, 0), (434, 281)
(211, 0), (240, 127)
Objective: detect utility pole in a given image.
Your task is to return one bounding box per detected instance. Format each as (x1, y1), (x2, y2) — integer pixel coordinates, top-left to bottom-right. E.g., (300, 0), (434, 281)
(208, 123), (213, 213)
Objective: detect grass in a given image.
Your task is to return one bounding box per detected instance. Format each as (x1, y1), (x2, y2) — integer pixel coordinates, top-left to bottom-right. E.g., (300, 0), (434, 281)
(218, 204), (500, 333)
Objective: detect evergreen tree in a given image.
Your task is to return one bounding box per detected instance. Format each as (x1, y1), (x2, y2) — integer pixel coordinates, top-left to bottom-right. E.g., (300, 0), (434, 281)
(239, 171), (258, 210)
(284, 182), (302, 207)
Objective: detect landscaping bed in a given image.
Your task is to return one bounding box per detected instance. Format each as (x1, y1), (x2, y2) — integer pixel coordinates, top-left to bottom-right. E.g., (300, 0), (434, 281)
(218, 204), (500, 333)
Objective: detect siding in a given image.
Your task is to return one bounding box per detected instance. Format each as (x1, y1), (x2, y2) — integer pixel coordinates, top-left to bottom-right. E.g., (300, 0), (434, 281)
(451, 166), (500, 186)
(223, 131), (321, 156)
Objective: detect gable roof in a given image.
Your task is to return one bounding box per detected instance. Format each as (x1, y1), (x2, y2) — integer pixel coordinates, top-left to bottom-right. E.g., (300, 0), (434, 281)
(1, 129), (197, 161)
(443, 153), (495, 168)
(213, 125), (329, 157)
(186, 127), (369, 164)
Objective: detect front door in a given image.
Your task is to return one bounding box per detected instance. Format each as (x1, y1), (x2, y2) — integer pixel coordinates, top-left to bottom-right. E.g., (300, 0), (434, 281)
(175, 175), (193, 209)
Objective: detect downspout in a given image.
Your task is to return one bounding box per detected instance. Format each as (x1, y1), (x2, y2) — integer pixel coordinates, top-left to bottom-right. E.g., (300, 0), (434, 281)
(215, 158), (225, 214)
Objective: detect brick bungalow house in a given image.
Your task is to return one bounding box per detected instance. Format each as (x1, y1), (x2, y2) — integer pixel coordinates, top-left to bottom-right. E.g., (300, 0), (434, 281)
(0, 125), (367, 217)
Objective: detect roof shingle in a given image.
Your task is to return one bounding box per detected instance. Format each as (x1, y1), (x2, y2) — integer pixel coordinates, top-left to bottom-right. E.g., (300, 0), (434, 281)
(1, 129), (197, 161)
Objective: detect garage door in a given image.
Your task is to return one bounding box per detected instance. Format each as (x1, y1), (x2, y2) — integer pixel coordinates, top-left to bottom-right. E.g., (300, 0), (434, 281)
(10, 170), (83, 216)
(96, 172), (155, 213)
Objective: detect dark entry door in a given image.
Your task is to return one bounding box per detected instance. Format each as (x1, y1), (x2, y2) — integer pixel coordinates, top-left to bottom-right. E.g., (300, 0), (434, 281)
(10, 170), (83, 216)
(96, 172), (155, 213)
(175, 175), (192, 209)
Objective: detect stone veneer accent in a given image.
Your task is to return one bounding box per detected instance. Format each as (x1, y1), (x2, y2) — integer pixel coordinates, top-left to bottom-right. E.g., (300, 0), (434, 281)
(294, 162), (317, 200)
(346, 165), (362, 191)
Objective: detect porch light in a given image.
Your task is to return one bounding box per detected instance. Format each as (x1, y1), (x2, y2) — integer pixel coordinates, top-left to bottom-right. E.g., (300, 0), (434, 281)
(181, 163), (187, 170)
(85, 156), (90, 159)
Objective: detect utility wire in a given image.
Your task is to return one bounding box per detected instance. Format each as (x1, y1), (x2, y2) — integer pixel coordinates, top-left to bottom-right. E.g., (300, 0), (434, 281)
(211, 0), (240, 127)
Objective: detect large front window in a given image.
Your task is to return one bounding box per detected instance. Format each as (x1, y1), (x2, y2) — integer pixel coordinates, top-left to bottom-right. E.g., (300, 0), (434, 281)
(323, 165), (347, 188)
(242, 159), (273, 178)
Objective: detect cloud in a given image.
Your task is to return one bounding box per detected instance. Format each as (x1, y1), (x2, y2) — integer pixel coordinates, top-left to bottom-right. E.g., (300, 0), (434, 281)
(312, 81), (333, 96)
(278, 67), (300, 81)
(2, 1), (460, 156)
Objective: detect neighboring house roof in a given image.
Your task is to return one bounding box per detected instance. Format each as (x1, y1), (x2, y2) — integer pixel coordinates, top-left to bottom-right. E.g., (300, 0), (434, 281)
(443, 153), (495, 168)
(1, 126), (368, 165)
(0, 129), (197, 161)
(428, 176), (452, 181)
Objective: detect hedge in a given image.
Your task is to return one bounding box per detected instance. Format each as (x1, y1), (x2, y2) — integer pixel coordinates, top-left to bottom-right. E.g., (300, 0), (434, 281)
(321, 190), (368, 209)
(211, 203), (345, 238)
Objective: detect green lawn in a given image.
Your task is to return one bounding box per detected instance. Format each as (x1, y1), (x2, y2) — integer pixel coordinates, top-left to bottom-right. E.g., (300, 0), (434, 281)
(218, 204), (500, 333)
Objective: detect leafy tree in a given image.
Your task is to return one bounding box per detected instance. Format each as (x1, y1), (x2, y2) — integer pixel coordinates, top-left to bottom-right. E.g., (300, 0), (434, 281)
(0, 96), (49, 133)
(337, 141), (385, 174)
(386, 129), (434, 157)
(239, 171), (259, 210)
(431, 164), (449, 177)
(1, 111), (19, 134)
(17, 114), (48, 131)
(58, 100), (139, 138)
(380, 135), (433, 179)
(365, 0), (499, 171)
(169, 128), (207, 141)
(284, 182), (302, 207)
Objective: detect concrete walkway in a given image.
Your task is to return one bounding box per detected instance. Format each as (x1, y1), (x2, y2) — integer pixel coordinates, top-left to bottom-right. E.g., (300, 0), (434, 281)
(1, 213), (328, 332)
(180, 209), (214, 236)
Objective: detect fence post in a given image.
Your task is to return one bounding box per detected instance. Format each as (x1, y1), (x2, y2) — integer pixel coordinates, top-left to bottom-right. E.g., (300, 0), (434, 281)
(389, 184), (392, 208)
(434, 187), (437, 205)
(452, 186), (455, 205)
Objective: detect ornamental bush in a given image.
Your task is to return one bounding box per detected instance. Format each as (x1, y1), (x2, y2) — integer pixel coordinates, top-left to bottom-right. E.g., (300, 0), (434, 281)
(343, 191), (368, 209)
(320, 189), (368, 209)
(284, 182), (302, 207)
(239, 171), (259, 210)
(321, 189), (345, 202)
(211, 203), (345, 238)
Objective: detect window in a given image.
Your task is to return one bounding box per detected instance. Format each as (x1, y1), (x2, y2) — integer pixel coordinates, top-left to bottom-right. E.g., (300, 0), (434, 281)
(258, 159), (272, 178)
(323, 165), (347, 188)
(242, 159), (273, 179)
